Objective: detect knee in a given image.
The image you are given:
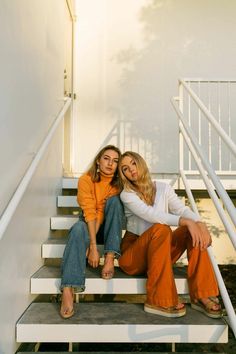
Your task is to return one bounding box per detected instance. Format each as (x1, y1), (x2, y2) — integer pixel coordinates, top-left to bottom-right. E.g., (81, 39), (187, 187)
(154, 223), (171, 233)
(152, 224), (172, 239)
(106, 195), (123, 211)
(69, 221), (87, 241)
(180, 225), (191, 239)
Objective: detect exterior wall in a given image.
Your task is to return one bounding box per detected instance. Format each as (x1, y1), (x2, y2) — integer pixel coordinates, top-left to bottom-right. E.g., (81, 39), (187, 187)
(0, 128), (63, 354)
(74, 0), (236, 174)
(0, 0), (66, 216)
(0, 1), (70, 352)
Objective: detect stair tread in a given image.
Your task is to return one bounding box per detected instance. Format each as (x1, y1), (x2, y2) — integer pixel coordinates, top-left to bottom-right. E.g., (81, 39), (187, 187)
(32, 264), (187, 280)
(16, 302), (227, 343)
(19, 302), (225, 325)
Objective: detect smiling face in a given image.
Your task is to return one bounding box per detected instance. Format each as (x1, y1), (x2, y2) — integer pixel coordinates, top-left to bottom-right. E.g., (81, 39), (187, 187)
(97, 149), (119, 176)
(120, 155), (138, 182)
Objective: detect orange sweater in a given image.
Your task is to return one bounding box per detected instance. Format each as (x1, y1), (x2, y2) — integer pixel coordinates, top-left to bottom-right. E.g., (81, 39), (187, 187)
(77, 172), (119, 225)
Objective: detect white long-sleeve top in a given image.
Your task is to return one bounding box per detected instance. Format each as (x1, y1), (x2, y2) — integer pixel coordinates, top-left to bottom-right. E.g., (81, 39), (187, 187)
(120, 181), (201, 235)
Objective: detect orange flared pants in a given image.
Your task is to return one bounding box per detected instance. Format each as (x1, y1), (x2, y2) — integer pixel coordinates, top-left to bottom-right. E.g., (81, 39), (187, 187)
(119, 224), (219, 307)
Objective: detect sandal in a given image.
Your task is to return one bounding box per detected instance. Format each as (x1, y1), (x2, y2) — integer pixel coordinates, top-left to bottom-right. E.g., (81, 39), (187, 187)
(60, 307), (74, 319)
(101, 253), (115, 280)
(191, 297), (223, 319)
(60, 287), (74, 319)
(144, 302), (186, 318)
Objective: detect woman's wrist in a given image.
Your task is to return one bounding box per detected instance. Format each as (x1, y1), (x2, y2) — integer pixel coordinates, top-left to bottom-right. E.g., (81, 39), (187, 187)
(179, 217), (194, 227)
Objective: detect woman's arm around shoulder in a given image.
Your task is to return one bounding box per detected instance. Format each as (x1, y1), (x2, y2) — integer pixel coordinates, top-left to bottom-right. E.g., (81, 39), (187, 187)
(120, 188), (180, 226)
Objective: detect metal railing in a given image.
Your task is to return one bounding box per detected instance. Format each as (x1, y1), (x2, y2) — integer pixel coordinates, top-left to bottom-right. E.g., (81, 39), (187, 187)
(171, 78), (236, 337)
(0, 97), (72, 241)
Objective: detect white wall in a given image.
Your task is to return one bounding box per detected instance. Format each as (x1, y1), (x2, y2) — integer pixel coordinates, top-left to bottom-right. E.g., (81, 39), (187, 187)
(0, 129), (63, 354)
(0, 0), (66, 215)
(74, 0), (236, 174)
(0, 1), (70, 352)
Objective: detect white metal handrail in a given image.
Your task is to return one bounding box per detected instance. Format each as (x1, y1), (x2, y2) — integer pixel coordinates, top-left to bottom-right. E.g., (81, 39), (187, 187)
(180, 169), (236, 338)
(172, 79), (236, 337)
(0, 97), (72, 241)
(171, 98), (236, 248)
(180, 79), (236, 157)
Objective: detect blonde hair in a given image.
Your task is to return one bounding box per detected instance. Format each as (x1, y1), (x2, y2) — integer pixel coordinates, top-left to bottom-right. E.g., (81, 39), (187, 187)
(87, 145), (121, 187)
(118, 151), (155, 205)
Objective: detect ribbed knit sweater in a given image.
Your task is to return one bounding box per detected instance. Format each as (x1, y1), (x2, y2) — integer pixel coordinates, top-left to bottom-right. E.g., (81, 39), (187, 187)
(77, 172), (119, 224)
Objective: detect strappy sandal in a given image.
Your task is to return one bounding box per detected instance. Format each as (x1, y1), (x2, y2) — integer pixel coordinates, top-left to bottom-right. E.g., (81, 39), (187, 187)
(101, 266), (114, 280)
(60, 306), (74, 319)
(144, 302), (186, 318)
(101, 254), (115, 280)
(191, 297), (223, 318)
(60, 287), (74, 319)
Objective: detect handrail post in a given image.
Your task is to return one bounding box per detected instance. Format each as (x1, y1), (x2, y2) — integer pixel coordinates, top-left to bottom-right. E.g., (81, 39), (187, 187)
(178, 81), (184, 189)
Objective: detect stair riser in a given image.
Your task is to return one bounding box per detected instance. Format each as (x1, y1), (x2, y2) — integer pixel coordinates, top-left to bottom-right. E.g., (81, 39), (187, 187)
(57, 196), (78, 207)
(31, 278), (188, 295)
(16, 323), (228, 343)
(51, 217), (78, 230)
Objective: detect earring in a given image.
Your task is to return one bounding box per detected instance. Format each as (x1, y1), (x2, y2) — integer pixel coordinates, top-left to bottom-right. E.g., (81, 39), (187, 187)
(97, 164), (100, 173)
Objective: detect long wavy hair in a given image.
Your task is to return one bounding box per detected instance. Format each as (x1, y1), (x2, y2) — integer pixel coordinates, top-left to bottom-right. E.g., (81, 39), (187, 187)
(118, 151), (155, 205)
(87, 145), (121, 188)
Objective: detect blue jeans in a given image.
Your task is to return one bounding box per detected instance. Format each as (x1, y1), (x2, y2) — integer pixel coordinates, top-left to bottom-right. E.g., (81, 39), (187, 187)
(61, 195), (124, 292)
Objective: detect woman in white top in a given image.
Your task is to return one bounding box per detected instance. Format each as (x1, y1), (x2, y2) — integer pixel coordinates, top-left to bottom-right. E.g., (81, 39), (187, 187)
(118, 151), (222, 318)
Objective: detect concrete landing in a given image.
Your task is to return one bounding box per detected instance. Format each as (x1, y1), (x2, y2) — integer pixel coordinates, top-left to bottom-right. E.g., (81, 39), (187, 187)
(16, 302), (227, 344)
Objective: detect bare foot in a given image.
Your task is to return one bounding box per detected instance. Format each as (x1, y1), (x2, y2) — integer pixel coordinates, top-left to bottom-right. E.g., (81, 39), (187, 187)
(60, 287), (74, 319)
(101, 253), (115, 280)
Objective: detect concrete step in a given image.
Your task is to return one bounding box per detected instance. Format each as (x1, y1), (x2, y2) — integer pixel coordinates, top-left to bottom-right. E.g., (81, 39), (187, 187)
(50, 216), (127, 233)
(42, 238), (67, 258)
(31, 265), (188, 295)
(62, 177), (78, 189)
(51, 216), (78, 230)
(57, 195), (79, 207)
(42, 238), (109, 258)
(17, 352), (224, 354)
(62, 177), (180, 190)
(16, 302), (228, 343)
(56, 195), (184, 208)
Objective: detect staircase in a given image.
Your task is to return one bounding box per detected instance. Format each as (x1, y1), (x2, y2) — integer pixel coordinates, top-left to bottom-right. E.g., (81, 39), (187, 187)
(16, 177), (228, 352)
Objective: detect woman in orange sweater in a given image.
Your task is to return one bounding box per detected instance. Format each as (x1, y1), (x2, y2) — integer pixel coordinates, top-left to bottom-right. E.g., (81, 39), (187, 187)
(60, 145), (124, 319)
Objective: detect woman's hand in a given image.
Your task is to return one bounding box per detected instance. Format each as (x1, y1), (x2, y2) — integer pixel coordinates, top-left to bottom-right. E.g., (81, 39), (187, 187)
(87, 243), (100, 268)
(179, 217), (212, 250)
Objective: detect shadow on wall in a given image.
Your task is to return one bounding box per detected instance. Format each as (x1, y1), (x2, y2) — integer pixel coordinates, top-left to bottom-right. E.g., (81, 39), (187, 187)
(109, 0), (179, 172)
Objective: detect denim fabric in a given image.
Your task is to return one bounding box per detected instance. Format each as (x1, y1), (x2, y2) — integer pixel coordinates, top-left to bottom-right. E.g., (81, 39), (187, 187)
(60, 195), (124, 292)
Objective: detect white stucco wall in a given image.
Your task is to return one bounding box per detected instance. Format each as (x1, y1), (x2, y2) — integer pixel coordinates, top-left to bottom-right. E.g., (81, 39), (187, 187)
(0, 128), (63, 354)
(74, 0), (236, 174)
(0, 1), (70, 352)
(0, 0), (66, 216)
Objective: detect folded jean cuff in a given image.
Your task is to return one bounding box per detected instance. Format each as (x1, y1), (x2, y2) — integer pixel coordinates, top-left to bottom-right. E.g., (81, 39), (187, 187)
(60, 284), (85, 293)
(104, 249), (121, 258)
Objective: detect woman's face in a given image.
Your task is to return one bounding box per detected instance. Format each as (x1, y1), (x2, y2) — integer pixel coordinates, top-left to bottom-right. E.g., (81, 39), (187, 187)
(120, 155), (138, 182)
(98, 149), (119, 175)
